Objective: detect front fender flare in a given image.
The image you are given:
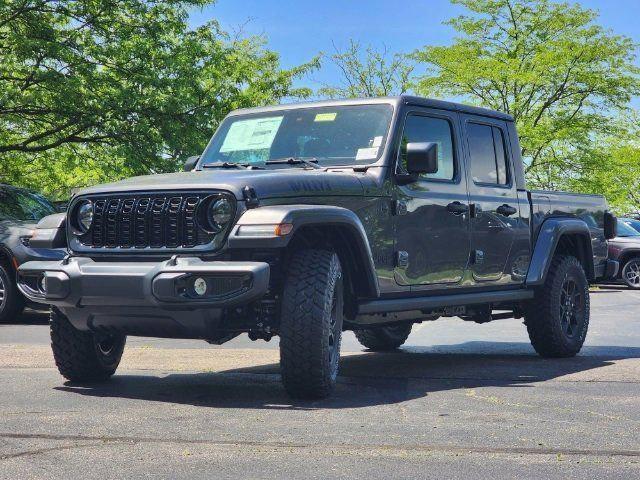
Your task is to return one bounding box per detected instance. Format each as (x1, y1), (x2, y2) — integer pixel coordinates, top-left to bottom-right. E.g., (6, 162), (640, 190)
(227, 205), (379, 298)
(526, 218), (594, 286)
(29, 213), (67, 249)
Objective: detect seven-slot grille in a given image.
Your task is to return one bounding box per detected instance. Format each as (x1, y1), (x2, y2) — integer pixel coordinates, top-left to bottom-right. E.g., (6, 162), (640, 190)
(80, 193), (215, 249)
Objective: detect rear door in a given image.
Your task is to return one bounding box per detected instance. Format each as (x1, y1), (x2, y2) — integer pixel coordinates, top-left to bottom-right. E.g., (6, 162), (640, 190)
(460, 115), (525, 285)
(393, 108), (471, 286)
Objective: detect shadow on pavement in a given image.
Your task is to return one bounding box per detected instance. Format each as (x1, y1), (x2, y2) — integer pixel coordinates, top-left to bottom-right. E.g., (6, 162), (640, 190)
(593, 283), (640, 293)
(55, 341), (640, 410)
(4, 308), (49, 326)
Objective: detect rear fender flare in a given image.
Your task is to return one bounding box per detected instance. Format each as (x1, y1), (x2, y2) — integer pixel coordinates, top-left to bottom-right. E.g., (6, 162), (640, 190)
(526, 218), (594, 286)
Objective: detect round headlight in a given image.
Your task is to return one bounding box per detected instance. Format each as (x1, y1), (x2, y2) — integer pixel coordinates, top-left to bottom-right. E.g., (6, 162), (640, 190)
(77, 201), (93, 233)
(207, 197), (233, 231)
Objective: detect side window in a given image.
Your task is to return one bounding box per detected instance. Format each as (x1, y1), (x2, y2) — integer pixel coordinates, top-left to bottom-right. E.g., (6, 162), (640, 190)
(398, 114), (455, 181)
(468, 122), (509, 185)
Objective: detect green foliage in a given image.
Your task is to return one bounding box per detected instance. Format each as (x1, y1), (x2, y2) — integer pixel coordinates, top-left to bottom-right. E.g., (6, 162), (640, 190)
(2, 0), (639, 211)
(580, 146), (640, 214)
(413, 0), (640, 192)
(566, 114), (640, 214)
(319, 40), (414, 98)
(0, 0), (317, 198)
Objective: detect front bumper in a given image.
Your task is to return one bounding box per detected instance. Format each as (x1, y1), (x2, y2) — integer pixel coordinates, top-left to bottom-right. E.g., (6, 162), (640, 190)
(605, 259), (620, 280)
(12, 245), (66, 308)
(17, 256), (270, 339)
(17, 256), (270, 309)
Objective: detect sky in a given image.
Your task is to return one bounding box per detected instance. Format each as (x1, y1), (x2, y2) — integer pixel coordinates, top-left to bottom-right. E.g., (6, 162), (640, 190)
(189, 0), (640, 95)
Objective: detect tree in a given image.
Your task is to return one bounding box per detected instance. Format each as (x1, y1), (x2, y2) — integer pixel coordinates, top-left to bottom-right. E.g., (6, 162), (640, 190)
(0, 0), (317, 198)
(413, 0), (640, 190)
(582, 145), (640, 214)
(319, 40), (413, 98)
(567, 114), (640, 214)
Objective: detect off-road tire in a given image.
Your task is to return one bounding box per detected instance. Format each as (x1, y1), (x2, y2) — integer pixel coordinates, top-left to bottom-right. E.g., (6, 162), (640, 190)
(621, 257), (640, 289)
(0, 262), (24, 323)
(355, 324), (413, 351)
(525, 255), (590, 358)
(279, 249), (343, 399)
(50, 308), (126, 382)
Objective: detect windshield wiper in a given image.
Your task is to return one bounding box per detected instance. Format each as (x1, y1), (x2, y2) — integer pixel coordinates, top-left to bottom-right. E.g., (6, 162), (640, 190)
(202, 161), (249, 170)
(265, 157), (323, 169)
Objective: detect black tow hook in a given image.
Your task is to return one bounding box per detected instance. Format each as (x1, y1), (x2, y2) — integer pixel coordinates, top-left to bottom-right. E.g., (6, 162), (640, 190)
(248, 323), (273, 342)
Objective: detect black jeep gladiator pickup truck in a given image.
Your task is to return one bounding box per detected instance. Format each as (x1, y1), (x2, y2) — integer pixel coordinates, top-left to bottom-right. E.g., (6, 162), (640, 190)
(17, 96), (617, 399)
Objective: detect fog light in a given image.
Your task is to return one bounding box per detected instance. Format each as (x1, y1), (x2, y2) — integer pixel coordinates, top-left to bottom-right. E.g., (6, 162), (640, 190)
(40, 275), (47, 294)
(193, 277), (207, 296)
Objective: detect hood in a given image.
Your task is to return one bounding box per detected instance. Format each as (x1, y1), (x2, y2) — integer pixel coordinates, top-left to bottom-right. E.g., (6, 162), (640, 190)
(76, 168), (368, 200)
(0, 219), (37, 234)
(610, 236), (640, 246)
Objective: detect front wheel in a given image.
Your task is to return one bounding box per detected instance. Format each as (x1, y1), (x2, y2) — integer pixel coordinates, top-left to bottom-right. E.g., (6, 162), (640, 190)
(525, 255), (590, 358)
(279, 249), (343, 399)
(50, 308), (126, 382)
(621, 258), (640, 289)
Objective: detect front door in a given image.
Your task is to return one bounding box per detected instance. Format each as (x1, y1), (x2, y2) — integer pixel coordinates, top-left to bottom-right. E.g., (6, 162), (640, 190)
(394, 109), (471, 286)
(460, 115), (523, 284)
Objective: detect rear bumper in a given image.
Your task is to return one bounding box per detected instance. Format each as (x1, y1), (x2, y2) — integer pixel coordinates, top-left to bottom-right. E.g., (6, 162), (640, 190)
(17, 256), (270, 309)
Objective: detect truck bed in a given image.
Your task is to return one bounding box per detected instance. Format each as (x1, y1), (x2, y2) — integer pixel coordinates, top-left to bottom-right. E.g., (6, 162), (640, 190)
(529, 189), (609, 273)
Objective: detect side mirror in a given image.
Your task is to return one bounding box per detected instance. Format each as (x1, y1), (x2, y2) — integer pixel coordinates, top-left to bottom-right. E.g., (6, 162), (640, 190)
(604, 211), (618, 240)
(406, 142), (439, 175)
(183, 155), (200, 172)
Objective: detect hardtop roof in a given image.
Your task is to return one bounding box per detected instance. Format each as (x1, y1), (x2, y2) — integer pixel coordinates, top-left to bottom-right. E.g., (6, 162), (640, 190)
(228, 95), (514, 122)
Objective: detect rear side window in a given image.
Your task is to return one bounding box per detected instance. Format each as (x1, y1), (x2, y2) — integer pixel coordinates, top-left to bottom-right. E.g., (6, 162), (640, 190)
(398, 114), (455, 181)
(468, 123), (509, 185)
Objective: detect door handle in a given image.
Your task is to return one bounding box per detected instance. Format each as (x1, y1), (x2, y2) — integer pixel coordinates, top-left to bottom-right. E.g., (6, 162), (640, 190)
(446, 201), (469, 215)
(497, 204), (517, 217)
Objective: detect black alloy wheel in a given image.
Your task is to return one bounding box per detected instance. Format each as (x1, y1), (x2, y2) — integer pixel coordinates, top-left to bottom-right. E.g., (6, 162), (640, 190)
(559, 277), (585, 339)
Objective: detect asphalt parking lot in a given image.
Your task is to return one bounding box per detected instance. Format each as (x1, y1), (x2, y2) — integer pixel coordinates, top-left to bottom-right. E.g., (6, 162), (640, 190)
(2, 285), (640, 479)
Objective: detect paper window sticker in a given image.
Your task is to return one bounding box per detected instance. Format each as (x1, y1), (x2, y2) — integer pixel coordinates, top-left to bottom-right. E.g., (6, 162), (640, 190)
(372, 136), (383, 148)
(355, 147), (379, 161)
(220, 116), (283, 152)
(314, 112), (337, 122)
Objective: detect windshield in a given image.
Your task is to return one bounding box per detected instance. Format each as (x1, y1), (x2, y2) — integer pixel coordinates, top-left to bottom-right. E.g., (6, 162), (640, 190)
(617, 219), (640, 237)
(621, 218), (640, 233)
(0, 188), (56, 222)
(200, 104), (394, 168)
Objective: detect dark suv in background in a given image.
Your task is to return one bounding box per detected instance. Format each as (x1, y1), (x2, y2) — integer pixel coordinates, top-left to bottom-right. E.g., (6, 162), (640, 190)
(0, 185), (66, 322)
(620, 217), (640, 234)
(608, 218), (640, 289)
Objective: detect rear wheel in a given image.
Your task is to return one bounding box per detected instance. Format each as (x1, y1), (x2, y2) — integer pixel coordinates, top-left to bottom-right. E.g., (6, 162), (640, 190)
(621, 258), (640, 289)
(279, 249), (343, 399)
(0, 262), (24, 323)
(50, 308), (126, 382)
(355, 324), (413, 351)
(525, 255), (590, 358)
